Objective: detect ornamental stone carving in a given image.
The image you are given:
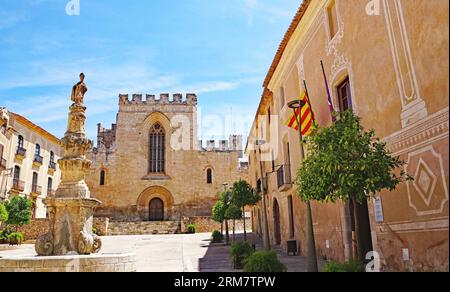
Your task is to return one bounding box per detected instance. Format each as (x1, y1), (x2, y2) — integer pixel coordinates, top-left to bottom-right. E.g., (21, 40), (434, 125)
(35, 74), (102, 256)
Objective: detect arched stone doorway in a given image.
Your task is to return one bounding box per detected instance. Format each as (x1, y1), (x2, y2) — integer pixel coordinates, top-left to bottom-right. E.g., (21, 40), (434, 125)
(137, 186), (174, 221)
(149, 198), (164, 221)
(273, 199), (281, 245)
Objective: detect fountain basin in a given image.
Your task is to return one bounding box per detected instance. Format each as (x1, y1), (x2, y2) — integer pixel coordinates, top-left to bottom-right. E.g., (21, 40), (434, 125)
(0, 252), (136, 272)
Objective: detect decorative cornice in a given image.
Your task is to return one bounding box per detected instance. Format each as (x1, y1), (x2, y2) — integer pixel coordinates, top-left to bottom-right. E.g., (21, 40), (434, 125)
(384, 107), (449, 154)
(9, 112), (60, 145)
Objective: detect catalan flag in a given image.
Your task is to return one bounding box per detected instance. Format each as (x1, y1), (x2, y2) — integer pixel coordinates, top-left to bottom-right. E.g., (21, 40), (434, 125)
(285, 91), (314, 136)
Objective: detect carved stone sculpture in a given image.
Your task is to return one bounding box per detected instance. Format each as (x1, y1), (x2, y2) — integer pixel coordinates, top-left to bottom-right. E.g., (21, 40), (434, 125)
(36, 73), (102, 256)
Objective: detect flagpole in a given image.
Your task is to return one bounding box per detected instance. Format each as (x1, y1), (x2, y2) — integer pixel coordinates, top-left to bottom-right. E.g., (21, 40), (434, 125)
(302, 80), (316, 122)
(320, 60), (336, 122)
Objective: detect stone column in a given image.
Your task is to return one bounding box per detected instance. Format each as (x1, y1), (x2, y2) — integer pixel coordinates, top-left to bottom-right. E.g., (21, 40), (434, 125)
(36, 73), (102, 256)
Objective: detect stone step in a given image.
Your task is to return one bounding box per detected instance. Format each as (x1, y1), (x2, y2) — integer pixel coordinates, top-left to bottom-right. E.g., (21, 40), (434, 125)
(107, 221), (180, 236)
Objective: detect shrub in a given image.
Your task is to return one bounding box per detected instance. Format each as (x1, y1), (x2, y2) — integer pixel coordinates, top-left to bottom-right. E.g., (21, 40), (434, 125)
(322, 260), (365, 272)
(243, 251), (287, 272)
(230, 241), (254, 269)
(7, 232), (24, 246)
(186, 224), (196, 234)
(0, 228), (12, 244)
(0, 203), (8, 225)
(4, 196), (33, 229)
(211, 230), (224, 243)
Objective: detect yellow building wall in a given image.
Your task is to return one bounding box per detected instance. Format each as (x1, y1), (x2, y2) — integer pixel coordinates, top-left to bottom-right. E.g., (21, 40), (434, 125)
(248, 0), (448, 271)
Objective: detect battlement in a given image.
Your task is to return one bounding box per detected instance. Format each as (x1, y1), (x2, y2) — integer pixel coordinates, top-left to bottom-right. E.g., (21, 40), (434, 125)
(198, 135), (243, 157)
(96, 122), (117, 150)
(119, 93), (198, 106)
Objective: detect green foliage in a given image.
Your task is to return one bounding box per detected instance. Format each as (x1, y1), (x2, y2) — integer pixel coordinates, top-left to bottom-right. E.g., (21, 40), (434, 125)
(7, 232), (24, 246)
(211, 230), (224, 243)
(212, 200), (226, 224)
(0, 203), (8, 224)
(230, 241), (254, 269)
(220, 190), (232, 207)
(322, 260), (365, 272)
(186, 224), (196, 234)
(0, 227), (12, 244)
(243, 251), (287, 272)
(224, 204), (242, 220)
(231, 180), (261, 209)
(4, 196), (33, 227)
(296, 111), (412, 204)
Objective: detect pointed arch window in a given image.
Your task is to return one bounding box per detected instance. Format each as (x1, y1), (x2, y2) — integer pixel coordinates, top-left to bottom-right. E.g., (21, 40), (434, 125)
(149, 123), (165, 173)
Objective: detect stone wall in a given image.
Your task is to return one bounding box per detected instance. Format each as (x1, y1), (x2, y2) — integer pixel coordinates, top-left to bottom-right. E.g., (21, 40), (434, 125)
(108, 221), (179, 236)
(181, 216), (252, 234)
(86, 94), (246, 222)
(18, 219), (49, 241)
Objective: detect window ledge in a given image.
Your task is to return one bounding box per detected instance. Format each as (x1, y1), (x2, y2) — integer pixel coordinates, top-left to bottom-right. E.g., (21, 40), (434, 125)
(142, 174), (171, 181)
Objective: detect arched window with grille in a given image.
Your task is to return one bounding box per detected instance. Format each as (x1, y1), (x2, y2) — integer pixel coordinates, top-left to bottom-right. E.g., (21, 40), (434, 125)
(206, 168), (213, 184)
(149, 123), (165, 173)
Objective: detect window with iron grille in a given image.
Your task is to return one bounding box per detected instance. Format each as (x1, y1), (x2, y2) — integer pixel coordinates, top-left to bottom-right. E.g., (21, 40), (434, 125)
(149, 123), (165, 173)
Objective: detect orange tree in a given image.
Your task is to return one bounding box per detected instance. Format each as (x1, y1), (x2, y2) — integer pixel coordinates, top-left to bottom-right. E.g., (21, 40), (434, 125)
(295, 111), (412, 261)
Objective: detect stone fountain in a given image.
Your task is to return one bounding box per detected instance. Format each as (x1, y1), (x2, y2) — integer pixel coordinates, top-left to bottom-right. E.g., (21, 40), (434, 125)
(0, 74), (136, 272)
(35, 73), (101, 256)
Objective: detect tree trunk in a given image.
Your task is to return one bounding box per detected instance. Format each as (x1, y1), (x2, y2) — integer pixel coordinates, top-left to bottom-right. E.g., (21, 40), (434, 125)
(242, 207), (247, 241)
(225, 220), (230, 245)
(340, 201), (354, 261)
(306, 201), (318, 272)
(352, 198), (373, 262)
(221, 222), (223, 235)
(232, 219), (236, 242)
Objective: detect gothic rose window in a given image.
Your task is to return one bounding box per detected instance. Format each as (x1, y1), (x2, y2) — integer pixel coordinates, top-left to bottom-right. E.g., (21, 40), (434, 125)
(149, 123), (165, 173)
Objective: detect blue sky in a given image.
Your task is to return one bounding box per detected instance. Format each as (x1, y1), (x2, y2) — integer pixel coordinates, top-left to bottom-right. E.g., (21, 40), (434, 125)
(0, 0), (300, 141)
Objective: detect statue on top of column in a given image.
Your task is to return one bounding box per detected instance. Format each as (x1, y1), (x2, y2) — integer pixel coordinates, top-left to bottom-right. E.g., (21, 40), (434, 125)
(71, 72), (88, 104)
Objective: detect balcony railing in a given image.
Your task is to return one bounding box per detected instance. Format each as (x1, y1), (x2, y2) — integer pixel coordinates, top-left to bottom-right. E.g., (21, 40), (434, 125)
(0, 157), (6, 170)
(277, 164), (292, 191)
(16, 147), (26, 157)
(12, 179), (25, 192)
(47, 190), (56, 197)
(49, 161), (57, 170)
(31, 185), (42, 196)
(34, 155), (44, 165)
